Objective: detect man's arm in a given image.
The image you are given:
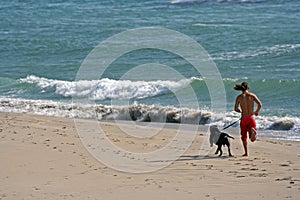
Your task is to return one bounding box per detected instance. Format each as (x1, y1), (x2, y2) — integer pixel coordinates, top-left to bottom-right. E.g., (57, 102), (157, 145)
(253, 94), (262, 116)
(234, 96), (241, 113)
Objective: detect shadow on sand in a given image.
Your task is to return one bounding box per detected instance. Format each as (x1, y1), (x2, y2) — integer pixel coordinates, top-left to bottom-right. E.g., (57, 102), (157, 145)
(177, 154), (234, 161)
(150, 154), (234, 163)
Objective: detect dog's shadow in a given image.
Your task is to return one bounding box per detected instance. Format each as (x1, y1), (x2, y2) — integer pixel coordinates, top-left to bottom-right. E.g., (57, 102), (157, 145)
(178, 154), (234, 161)
(150, 154), (234, 163)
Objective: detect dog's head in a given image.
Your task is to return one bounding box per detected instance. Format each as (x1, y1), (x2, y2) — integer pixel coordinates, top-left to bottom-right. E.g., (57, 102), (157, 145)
(209, 125), (222, 147)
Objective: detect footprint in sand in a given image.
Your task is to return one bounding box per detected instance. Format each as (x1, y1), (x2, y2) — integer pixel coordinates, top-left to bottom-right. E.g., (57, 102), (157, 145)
(280, 164), (290, 167)
(262, 160), (272, 164)
(279, 161), (292, 167)
(249, 173), (268, 177)
(241, 167), (259, 171)
(275, 177), (292, 181)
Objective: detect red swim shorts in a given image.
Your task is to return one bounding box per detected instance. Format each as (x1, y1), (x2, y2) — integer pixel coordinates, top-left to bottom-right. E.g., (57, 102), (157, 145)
(240, 116), (256, 142)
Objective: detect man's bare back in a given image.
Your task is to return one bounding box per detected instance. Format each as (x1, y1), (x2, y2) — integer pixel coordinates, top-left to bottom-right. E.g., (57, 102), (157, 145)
(234, 92), (260, 116)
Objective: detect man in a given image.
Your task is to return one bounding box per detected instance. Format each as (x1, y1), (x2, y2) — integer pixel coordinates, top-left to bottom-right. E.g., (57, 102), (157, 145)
(234, 82), (262, 156)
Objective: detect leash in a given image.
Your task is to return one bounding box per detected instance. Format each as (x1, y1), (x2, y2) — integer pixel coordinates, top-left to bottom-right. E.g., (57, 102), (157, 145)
(222, 118), (241, 130)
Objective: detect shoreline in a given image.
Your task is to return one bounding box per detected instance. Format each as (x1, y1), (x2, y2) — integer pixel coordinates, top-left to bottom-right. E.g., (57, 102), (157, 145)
(0, 112), (299, 199)
(0, 97), (299, 139)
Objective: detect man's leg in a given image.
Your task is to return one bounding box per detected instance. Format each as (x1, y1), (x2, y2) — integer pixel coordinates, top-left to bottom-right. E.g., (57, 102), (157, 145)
(242, 139), (248, 156)
(240, 117), (248, 156)
(250, 117), (257, 142)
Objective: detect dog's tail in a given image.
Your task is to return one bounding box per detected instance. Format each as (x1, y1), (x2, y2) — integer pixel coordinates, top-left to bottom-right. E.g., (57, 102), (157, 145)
(222, 132), (235, 139)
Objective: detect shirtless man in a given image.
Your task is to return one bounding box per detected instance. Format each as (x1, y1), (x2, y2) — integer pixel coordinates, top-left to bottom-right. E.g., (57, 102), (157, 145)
(234, 82), (262, 156)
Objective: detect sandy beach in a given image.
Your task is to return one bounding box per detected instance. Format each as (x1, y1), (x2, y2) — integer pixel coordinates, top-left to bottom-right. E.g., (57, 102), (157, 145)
(0, 112), (299, 200)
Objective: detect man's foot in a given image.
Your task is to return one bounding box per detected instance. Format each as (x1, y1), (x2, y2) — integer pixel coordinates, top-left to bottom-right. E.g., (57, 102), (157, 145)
(250, 127), (257, 142)
(242, 154), (248, 157)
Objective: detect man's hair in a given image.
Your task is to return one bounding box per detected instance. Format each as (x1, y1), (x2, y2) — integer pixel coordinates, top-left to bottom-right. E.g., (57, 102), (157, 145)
(234, 82), (249, 91)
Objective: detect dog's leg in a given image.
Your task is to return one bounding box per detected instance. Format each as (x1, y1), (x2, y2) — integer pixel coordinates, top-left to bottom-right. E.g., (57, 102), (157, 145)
(218, 145), (223, 157)
(215, 148), (219, 155)
(228, 147), (233, 157)
(227, 143), (233, 157)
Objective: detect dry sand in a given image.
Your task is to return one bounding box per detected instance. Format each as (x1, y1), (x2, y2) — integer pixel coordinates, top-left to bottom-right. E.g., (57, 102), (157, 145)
(0, 112), (299, 200)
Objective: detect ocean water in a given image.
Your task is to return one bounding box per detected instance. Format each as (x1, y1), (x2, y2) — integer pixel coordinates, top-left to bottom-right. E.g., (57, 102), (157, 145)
(1, 0), (300, 140)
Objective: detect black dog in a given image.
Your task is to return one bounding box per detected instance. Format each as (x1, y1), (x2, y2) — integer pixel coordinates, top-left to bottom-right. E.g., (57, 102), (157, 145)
(209, 125), (234, 157)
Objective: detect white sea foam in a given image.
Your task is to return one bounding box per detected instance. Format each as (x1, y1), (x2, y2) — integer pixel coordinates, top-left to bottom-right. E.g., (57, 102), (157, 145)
(170, 0), (196, 4)
(171, 0), (265, 4)
(192, 23), (233, 27)
(213, 44), (300, 61)
(20, 75), (191, 100)
(19, 75), (249, 103)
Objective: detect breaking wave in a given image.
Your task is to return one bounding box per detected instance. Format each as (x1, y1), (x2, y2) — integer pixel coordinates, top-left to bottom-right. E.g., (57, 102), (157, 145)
(20, 75), (191, 100)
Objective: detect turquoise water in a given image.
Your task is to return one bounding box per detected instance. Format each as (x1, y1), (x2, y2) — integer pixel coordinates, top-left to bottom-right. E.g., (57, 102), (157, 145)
(1, 0), (300, 138)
